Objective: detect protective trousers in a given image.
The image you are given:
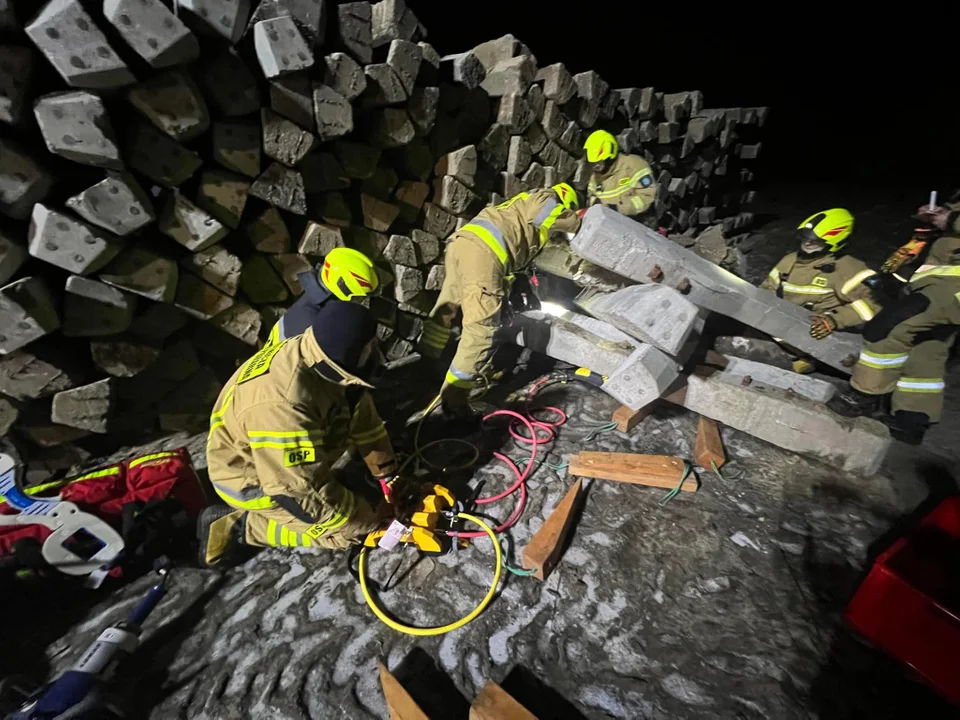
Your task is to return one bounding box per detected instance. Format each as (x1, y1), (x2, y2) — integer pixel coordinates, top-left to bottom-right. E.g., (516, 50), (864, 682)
(852, 334), (954, 422)
(420, 233), (505, 406)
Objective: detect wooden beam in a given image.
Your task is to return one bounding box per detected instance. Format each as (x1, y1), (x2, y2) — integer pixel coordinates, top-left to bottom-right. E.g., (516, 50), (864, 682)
(379, 662), (431, 720)
(470, 681), (538, 720)
(695, 415), (725, 469)
(568, 452), (697, 492)
(521, 478), (582, 581)
(612, 402), (656, 433)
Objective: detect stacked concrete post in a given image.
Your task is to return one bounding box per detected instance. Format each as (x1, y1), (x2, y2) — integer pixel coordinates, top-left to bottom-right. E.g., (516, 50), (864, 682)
(0, 0), (765, 483)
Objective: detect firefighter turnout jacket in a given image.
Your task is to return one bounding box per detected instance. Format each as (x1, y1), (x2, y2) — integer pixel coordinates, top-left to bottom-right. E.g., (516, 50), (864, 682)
(851, 236), (960, 422)
(265, 271), (336, 345)
(587, 154), (657, 216)
(760, 252), (882, 328)
(418, 189), (581, 404)
(206, 328), (397, 549)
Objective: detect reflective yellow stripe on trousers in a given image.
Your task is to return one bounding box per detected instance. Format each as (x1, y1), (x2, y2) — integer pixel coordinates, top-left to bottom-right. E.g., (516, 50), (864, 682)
(857, 350), (908, 369)
(896, 378), (945, 393)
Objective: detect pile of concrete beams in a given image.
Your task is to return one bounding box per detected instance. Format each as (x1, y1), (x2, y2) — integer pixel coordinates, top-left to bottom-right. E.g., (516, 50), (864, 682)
(0, 0), (764, 483)
(515, 207), (890, 475)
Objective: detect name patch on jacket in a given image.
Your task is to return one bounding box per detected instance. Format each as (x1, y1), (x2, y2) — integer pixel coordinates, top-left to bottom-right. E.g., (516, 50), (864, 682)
(284, 448), (316, 467)
(237, 342), (285, 384)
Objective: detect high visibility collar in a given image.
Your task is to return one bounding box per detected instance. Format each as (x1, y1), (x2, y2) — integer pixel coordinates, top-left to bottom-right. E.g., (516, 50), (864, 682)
(300, 328), (373, 389)
(910, 264), (960, 282)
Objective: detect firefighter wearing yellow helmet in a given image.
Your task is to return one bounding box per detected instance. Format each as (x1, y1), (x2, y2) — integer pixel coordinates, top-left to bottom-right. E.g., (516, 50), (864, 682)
(828, 234), (960, 445)
(760, 209), (883, 355)
(266, 247), (379, 345)
(418, 185), (582, 412)
(584, 130), (658, 217)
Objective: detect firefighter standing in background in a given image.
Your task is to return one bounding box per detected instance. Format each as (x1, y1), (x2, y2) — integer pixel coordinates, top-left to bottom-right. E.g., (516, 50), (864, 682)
(584, 130), (658, 217)
(200, 301), (397, 566)
(265, 247), (379, 345)
(418, 185), (582, 413)
(828, 235), (960, 445)
(760, 208), (884, 372)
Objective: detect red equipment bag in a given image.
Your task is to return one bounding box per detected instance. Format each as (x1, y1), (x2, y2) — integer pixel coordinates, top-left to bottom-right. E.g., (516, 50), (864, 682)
(845, 496), (960, 707)
(0, 448), (206, 561)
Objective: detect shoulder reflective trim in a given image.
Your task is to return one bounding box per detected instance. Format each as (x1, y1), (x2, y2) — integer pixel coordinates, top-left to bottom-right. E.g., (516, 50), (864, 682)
(767, 268), (780, 281)
(533, 199), (559, 228)
(537, 204), (566, 247)
(462, 221), (509, 267)
(128, 451), (178, 468)
(445, 368), (476, 388)
(351, 424), (388, 444)
(593, 168), (653, 199)
(631, 196), (646, 212)
(495, 192), (531, 210)
(213, 483), (277, 511)
(910, 265), (960, 282)
(781, 282), (833, 295)
(209, 386), (236, 435)
(896, 378), (946, 392)
(841, 269), (877, 295)
(851, 299), (876, 321)
(857, 350), (908, 369)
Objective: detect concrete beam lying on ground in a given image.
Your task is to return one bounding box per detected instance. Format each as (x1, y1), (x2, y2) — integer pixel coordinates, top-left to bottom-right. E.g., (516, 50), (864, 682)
(703, 350), (837, 403)
(507, 310), (681, 410)
(665, 367), (889, 475)
(571, 207), (861, 374)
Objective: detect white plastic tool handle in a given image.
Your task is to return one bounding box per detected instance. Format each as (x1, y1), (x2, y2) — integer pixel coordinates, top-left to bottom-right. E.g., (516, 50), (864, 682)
(929, 190), (938, 210)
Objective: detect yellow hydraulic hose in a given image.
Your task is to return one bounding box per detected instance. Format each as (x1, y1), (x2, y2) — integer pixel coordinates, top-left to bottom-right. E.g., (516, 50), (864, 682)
(358, 512), (503, 636)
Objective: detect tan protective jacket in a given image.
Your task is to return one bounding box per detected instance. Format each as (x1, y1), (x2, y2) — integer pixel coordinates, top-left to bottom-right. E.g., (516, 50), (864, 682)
(760, 252), (882, 328)
(587, 154), (657, 216)
(206, 328), (396, 548)
(422, 189), (581, 397)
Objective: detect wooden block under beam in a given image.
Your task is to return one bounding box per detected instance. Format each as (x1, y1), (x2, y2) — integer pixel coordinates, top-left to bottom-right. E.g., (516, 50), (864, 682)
(470, 681), (538, 720)
(612, 402), (656, 433)
(521, 478), (582, 581)
(695, 415), (726, 469)
(379, 662), (431, 720)
(568, 452), (697, 492)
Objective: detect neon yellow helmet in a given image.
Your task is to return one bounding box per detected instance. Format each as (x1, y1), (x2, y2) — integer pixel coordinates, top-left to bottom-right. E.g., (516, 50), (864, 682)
(797, 208), (854, 254)
(584, 130), (619, 164)
(320, 247), (379, 301)
(553, 183), (579, 211)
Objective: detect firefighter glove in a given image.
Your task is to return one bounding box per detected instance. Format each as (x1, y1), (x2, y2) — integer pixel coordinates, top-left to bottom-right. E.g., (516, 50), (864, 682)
(809, 314), (837, 339)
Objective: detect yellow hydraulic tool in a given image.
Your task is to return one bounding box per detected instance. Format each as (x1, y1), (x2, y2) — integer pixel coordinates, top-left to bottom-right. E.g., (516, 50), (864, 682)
(364, 483), (456, 554)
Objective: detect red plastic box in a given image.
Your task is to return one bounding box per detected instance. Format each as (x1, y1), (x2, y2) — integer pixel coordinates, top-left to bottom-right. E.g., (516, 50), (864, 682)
(845, 496), (960, 706)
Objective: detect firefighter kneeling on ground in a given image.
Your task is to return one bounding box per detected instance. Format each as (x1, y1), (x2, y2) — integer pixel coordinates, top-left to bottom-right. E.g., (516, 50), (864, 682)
(760, 208), (884, 373)
(417, 184), (582, 414)
(828, 234), (960, 445)
(265, 247), (379, 345)
(199, 301), (398, 566)
(584, 130), (658, 219)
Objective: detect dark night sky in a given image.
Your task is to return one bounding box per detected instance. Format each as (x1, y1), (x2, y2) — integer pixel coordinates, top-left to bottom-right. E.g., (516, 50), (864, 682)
(410, 3), (959, 190)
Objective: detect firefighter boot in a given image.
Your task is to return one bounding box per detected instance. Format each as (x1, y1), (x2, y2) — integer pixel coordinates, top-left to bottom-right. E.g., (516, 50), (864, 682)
(197, 506), (247, 569)
(884, 411), (930, 446)
(827, 386), (882, 418)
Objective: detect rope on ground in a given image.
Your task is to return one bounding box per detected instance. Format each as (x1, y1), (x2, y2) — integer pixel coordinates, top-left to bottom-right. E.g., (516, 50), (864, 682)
(711, 460), (745, 482)
(584, 421), (619, 442)
(659, 461), (693, 506)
